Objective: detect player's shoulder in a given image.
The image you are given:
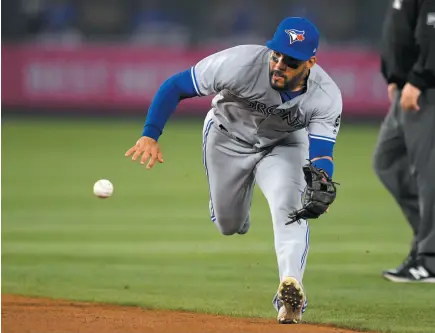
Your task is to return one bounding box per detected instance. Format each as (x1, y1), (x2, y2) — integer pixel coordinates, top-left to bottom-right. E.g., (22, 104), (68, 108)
(307, 64), (342, 110)
(205, 44), (270, 67)
(308, 65), (342, 99)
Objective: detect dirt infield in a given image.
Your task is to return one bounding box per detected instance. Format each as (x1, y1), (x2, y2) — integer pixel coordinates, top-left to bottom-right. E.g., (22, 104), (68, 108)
(2, 294), (368, 333)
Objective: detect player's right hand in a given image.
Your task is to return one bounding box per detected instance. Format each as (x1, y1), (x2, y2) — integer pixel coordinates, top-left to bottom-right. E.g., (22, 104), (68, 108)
(125, 136), (164, 169)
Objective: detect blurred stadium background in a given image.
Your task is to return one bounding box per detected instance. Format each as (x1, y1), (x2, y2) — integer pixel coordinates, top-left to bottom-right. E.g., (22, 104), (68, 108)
(2, 0), (390, 117)
(3, 1), (434, 333)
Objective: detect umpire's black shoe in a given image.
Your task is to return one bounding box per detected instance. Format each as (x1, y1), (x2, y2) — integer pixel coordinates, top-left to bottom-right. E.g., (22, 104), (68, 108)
(382, 250), (416, 276)
(382, 258), (435, 283)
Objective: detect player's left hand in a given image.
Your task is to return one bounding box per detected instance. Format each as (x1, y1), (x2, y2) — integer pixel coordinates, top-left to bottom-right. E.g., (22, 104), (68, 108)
(400, 83), (421, 112)
(286, 162), (338, 225)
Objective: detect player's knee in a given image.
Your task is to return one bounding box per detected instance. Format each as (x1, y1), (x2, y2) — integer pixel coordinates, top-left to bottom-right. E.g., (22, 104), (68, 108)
(215, 216), (245, 236)
(220, 227), (239, 236)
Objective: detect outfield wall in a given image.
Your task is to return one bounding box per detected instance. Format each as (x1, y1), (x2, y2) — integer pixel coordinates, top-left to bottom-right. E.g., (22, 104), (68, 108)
(2, 43), (389, 118)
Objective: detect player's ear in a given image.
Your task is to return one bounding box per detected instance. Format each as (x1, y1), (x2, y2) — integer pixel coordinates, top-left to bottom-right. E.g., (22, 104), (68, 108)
(306, 56), (317, 69)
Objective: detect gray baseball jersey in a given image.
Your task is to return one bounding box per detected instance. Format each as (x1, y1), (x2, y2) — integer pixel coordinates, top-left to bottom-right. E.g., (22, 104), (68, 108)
(192, 44), (343, 148)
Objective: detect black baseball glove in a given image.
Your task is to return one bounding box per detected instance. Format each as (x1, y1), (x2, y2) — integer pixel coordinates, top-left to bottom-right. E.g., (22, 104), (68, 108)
(286, 161), (338, 225)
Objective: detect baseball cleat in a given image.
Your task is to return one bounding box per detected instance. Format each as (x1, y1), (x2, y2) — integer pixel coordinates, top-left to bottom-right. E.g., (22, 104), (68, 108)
(276, 277), (305, 324)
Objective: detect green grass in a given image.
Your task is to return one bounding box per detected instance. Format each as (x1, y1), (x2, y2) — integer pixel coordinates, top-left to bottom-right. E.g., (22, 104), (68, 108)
(2, 118), (434, 333)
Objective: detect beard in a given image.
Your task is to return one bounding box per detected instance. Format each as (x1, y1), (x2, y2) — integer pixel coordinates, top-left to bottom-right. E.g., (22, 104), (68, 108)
(269, 67), (307, 91)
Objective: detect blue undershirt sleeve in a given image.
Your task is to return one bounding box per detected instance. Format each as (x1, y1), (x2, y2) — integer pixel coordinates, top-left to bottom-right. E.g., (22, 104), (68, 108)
(309, 136), (335, 177)
(142, 68), (199, 141)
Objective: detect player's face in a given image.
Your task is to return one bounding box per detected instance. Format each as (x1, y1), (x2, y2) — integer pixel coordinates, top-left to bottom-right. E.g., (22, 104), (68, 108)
(269, 51), (316, 91)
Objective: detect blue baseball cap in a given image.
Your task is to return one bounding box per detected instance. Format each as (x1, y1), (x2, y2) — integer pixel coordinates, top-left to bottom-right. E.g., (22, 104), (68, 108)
(266, 17), (320, 61)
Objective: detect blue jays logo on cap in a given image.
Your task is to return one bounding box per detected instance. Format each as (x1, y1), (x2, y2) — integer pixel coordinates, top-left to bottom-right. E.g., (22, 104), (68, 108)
(285, 29), (305, 44)
(266, 17), (320, 61)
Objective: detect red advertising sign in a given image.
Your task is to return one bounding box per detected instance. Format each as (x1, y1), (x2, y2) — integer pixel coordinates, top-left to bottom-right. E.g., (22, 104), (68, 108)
(1, 44), (389, 116)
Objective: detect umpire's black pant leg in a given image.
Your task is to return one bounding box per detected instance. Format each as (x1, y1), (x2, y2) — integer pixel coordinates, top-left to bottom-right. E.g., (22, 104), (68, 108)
(373, 92), (420, 245)
(403, 89), (435, 272)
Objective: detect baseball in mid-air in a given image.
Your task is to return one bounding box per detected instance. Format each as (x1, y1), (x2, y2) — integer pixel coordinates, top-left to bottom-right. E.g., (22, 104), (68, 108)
(93, 179), (114, 198)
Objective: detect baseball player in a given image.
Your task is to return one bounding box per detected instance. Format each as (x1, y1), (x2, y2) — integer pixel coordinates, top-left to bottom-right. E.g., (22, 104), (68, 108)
(374, 0), (435, 283)
(125, 17), (341, 323)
